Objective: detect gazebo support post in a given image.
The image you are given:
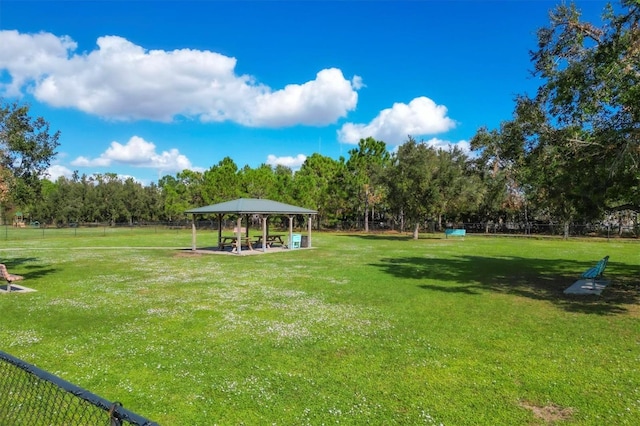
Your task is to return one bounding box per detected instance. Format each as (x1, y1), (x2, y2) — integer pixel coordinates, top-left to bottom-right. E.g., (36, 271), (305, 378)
(191, 214), (197, 251)
(236, 216), (243, 254)
(288, 215), (294, 249)
(307, 214), (312, 248)
(261, 214), (268, 252)
(217, 214), (223, 249)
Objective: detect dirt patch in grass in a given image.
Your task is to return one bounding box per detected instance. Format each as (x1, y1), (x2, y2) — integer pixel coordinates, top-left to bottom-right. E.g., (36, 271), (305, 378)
(173, 251), (203, 258)
(520, 401), (574, 424)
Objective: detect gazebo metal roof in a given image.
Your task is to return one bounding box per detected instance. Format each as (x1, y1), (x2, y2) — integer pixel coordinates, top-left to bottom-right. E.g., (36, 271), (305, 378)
(185, 198), (317, 215)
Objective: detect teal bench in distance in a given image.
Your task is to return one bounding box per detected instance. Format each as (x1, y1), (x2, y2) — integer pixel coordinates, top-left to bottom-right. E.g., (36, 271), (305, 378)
(581, 256), (609, 280)
(444, 229), (466, 238)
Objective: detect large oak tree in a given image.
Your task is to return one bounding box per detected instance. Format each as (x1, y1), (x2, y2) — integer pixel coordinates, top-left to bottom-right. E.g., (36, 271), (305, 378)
(531, 0), (640, 210)
(0, 100), (60, 217)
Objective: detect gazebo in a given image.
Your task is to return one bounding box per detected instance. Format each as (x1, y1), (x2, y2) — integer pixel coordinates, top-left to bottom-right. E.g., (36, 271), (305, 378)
(185, 198), (318, 254)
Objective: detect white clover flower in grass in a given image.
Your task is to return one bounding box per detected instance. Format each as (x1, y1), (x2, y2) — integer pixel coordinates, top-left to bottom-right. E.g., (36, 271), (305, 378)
(210, 285), (391, 347)
(9, 330), (41, 347)
(117, 378), (135, 393)
(264, 321), (311, 341)
(48, 298), (95, 309)
(146, 307), (169, 315)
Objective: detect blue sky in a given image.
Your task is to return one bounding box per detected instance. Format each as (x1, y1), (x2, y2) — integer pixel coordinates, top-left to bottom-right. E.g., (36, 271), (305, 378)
(0, 0), (607, 184)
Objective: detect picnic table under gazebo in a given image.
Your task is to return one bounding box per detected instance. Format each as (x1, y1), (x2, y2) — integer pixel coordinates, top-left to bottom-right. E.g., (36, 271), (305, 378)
(185, 198), (317, 254)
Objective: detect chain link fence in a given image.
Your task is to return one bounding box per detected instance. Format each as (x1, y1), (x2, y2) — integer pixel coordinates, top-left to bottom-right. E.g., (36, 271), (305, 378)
(326, 220), (638, 238)
(1, 219), (638, 240)
(0, 219), (309, 241)
(0, 350), (158, 426)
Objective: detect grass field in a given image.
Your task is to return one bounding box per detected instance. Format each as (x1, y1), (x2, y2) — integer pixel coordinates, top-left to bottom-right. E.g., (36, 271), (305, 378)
(1, 229), (639, 425)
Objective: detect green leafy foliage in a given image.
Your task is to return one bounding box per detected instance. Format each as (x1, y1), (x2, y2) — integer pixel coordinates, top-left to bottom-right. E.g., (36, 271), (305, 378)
(346, 137), (390, 231)
(531, 0), (640, 209)
(471, 1), (640, 236)
(0, 99), (60, 207)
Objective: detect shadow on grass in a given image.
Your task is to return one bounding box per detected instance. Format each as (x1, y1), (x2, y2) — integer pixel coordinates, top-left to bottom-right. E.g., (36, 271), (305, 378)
(4, 257), (38, 266)
(370, 255), (640, 315)
(5, 257), (57, 280)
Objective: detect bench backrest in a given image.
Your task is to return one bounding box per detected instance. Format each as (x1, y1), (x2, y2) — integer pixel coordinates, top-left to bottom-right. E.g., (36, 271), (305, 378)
(582, 256), (609, 279)
(595, 256), (609, 276)
(445, 229), (466, 237)
(0, 264), (11, 281)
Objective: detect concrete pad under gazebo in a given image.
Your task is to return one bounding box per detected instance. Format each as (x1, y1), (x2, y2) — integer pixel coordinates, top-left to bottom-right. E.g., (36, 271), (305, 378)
(185, 198), (318, 254)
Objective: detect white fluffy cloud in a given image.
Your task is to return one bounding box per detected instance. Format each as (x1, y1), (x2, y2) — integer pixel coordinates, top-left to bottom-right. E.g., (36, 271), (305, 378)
(0, 30), (361, 126)
(337, 96), (456, 145)
(43, 166), (144, 184)
(421, 138), (473, 155)
(249, 70), (360, 127)
(44, 164), (74, 181)
(70, 136), (194, 174)
(0, 30), (77, 97)
(266, 154), (307, 169)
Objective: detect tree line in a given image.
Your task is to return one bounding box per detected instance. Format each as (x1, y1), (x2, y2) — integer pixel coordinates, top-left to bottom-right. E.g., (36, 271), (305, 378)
(1, 1), (638, 238)
(18, 138), (487, 234)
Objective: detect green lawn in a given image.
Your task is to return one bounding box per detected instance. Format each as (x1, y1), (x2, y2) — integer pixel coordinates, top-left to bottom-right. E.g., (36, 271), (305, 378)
(1, 230), (639, 425)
